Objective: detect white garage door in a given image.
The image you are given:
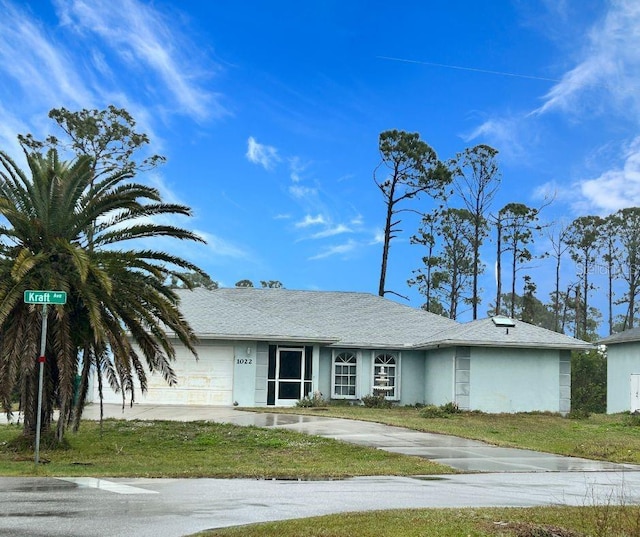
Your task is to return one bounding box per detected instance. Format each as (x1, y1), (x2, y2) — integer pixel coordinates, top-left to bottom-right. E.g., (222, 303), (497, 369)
(94, 345), (235, 406)
(142, 345), (235, 405)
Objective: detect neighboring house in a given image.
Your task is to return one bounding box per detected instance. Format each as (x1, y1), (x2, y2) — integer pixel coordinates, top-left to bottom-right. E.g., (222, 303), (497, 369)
(93, 288), (592, 413)
(599, 328), (640, 413)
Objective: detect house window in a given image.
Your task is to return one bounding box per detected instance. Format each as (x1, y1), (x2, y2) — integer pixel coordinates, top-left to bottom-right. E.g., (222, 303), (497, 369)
(332, 351), (357, 398)
(373, 352), (398, 399)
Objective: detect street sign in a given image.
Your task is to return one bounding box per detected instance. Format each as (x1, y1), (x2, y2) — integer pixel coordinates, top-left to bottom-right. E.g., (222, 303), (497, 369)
(24, 290), (67, 305)
(24, 289), (67, 463)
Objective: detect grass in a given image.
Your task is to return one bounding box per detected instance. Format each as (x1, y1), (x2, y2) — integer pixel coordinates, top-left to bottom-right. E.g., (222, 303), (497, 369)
(0, 419), (450, 477)
(192, 505), (640, 537)
(248, 406), (640, 464)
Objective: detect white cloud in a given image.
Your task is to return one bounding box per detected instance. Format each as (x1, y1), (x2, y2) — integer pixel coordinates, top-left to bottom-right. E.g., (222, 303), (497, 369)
(370, 229), (385, 245)
(575, 136), (640, 214)
(0, 104), (29, 162)
(246, 136), (280, 170)
(289, 184), (318, 199)
(532, 180), (573, 205)
(310, 224), (352, 239)
(295, 214), (326, 228)
(145, 172), (185, 205)
(534, 0), (640, 117)
(289, 156), (306, 182)
(309, 240), (357, 260)
(463, 116), (525, 162)
(196, 230), (250, 259)
(53, 0), (223, 121)
(0, 0), (94, 108)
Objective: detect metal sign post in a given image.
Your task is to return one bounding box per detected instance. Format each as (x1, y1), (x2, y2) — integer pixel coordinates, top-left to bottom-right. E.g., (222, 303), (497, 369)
(34, 303), (48, 464)
(25, 290), (67, 464)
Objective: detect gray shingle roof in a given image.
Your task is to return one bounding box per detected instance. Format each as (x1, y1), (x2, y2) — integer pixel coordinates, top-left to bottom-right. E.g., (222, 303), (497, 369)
(416, 316), (594, 351)
(173, 288), (335, 342)
(174, 288), (591, 351)
(598, 327), (640, 345)
(174, 287), (458, 348)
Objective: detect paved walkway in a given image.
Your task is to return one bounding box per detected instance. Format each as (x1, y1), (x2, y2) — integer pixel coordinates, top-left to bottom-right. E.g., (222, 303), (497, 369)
(68, 404), (639, 473)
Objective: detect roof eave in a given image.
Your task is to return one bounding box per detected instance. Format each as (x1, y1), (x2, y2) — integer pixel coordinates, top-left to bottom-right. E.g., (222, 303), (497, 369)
(414, 339), (595, 351)
(174, 332), (339, 344)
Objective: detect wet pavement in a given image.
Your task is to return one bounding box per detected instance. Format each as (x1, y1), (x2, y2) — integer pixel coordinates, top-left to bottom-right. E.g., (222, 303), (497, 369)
(69, 404), (640, 473)
(3, 472), (640, 537)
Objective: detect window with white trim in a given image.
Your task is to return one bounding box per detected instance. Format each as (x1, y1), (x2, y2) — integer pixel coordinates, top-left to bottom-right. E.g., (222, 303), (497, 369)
(332, 351), (357, 398)
(373, 352), (398, 399)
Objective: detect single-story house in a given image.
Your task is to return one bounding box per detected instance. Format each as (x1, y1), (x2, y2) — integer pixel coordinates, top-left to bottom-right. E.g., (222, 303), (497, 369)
(599, 328), (640, 413)
(93, 288), (592, 413)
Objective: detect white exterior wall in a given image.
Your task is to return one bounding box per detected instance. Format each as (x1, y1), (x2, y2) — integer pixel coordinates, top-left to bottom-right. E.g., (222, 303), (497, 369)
(607, 341), (640, 413)
(470, 347), (561, 413)
(424, 347), (455, 406)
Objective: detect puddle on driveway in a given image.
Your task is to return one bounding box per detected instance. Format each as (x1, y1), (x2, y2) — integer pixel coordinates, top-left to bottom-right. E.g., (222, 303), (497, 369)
(260, 476), (346, 481)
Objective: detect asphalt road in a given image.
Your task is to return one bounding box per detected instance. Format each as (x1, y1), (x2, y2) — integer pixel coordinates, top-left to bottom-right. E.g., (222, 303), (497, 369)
(2, 472), (640, 537)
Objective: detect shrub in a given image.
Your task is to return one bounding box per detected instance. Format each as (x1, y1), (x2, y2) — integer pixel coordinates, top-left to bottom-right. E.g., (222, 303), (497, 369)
(296, 391), (328, 408)
(441, 401), (462, 414)
(361, 393), (392, 408)
(571, 350), (606, 414)
(624, 411), (640, 427)
(568, 408), (591, 420)
(420, 405), (446, 418)
(420, 402), (463, 418)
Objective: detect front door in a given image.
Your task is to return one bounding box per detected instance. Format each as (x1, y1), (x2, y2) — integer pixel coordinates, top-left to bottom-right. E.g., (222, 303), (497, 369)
(276, 347), (304, 405)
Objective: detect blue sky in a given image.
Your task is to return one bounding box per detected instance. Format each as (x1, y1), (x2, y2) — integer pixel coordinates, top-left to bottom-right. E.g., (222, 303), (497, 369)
(1, 0), (639, 324)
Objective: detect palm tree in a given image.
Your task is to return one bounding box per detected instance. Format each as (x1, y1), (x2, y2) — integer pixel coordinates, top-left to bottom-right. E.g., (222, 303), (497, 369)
(0, 148), (206, 444)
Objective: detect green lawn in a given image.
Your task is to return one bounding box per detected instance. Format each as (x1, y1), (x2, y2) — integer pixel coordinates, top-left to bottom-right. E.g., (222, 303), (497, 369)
(0, 419), (450, 477)
(192, 505), (640, 537)
(250, 406), (640, 464)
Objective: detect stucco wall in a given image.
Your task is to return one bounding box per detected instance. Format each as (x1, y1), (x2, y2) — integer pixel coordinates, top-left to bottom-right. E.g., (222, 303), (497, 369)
(397, 350), (425, 405)
(607, 341), (640, 413)
(318, 347), (332, 398)
(424, 347), (455, 406)
(470, 347), (561, 413)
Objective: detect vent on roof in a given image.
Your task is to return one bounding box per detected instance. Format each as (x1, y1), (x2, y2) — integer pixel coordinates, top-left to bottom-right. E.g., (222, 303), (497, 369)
(492, 315), (516, 327)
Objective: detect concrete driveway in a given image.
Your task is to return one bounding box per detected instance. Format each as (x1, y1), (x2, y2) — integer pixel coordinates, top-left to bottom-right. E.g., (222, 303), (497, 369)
(76, 404), (640, 473)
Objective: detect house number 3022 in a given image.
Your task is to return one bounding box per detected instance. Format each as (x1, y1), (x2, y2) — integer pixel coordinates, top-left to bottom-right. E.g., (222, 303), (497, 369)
(236, 358), (252, 365)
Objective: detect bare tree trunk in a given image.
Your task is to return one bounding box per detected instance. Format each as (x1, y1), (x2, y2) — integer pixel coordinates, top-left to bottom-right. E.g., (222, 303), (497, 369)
(495, 219), (502, 315)
(582, 269), (589, 340)
(575, 285), (581, 340)
(554, 256), (561, 332)
(629, 265), (637, 329)
(608, 261), (614, 336)
(472, 224), (480, 319)
(378, 198), (394, 297)
(510, 244), (517, 318)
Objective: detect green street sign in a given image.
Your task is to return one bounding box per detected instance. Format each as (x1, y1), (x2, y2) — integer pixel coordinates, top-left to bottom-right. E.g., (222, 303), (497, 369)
(24, 290), (67, 305)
